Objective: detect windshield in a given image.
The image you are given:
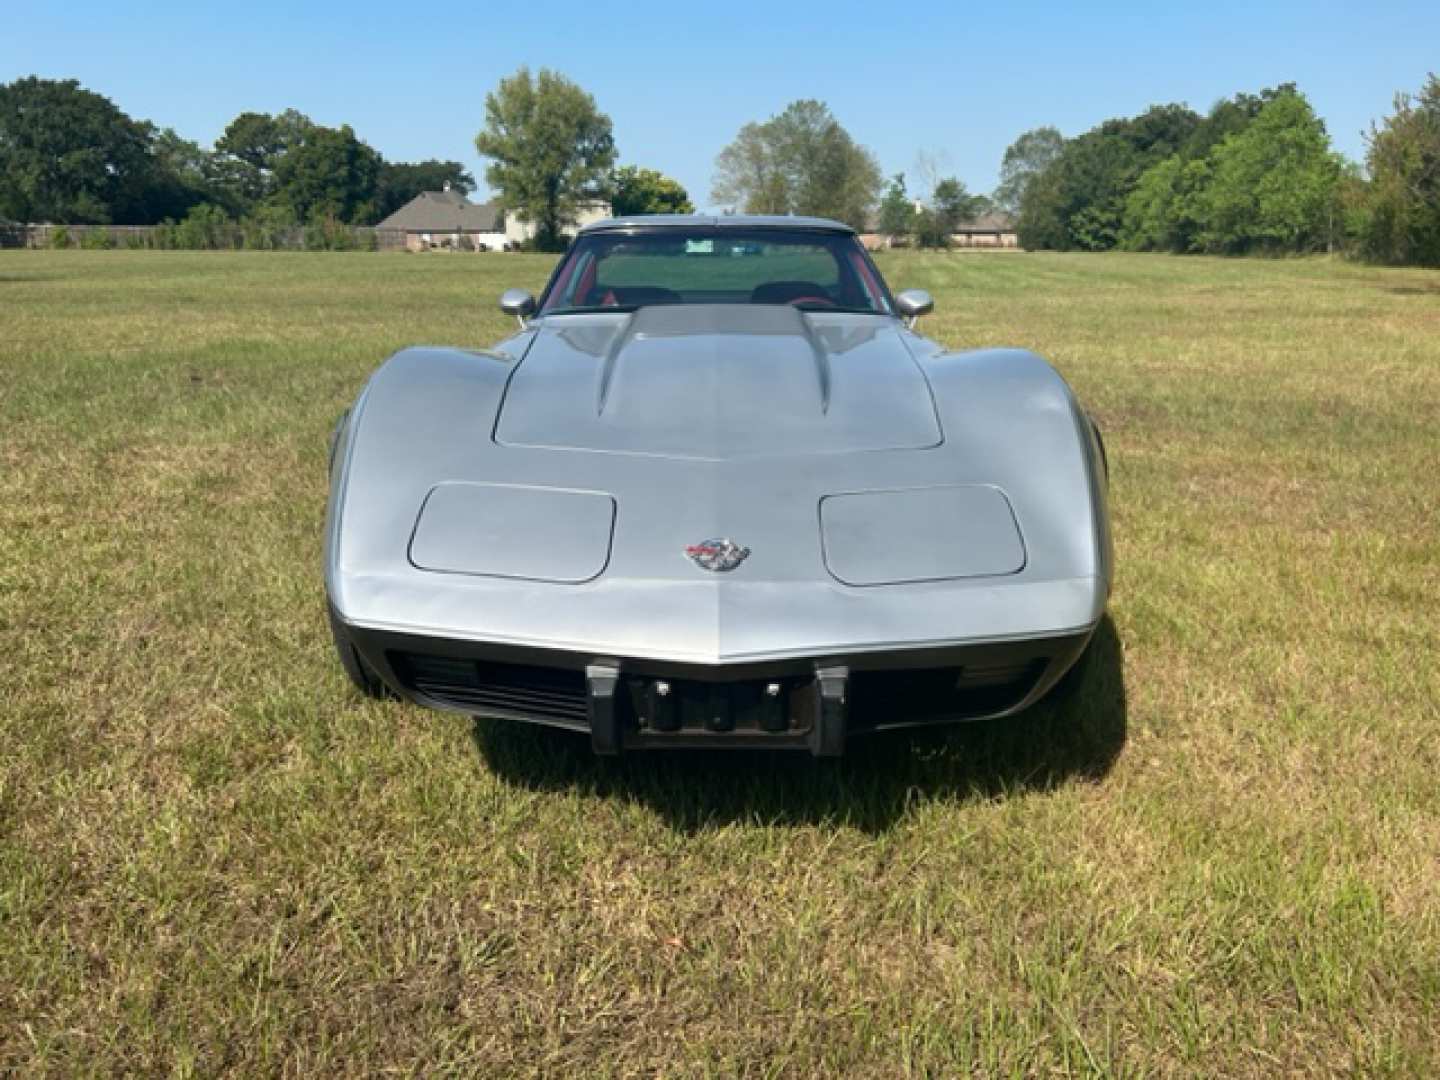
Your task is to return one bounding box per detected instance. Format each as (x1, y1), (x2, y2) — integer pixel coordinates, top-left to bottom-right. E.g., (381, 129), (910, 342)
(538, 228), (894, 316)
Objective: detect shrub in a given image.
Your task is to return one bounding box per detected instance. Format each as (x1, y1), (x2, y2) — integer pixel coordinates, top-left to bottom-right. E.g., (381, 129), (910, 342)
(302, 216), (330, 251)
(173, 204), (240, 249)
(80, 227), (114, 250)
(303, 212), (361, 251)
(913, 209), (951, 249)
(48, 225), (70, 249)
(330, 224), (357, 251)
(1359, 74), (1440, 266)
(150, 220), (179, 250)
(240, 204), (299, 250)
(517, 232), (572, 253)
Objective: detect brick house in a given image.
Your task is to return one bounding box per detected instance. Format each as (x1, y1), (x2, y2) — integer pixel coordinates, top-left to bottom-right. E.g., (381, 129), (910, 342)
(375, 188), (508, 251)
(951, 212), (1020, 248)
(376, 187), (614, 251)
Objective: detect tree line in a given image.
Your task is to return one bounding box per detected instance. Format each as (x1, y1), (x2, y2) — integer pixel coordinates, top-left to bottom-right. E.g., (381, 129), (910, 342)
(0, 68), (981, 252)
(473, 76), (992, 249)
(0, 73), (694, 250)
(705, 76), (1440, 267)
(6, 69), (1437, 265)
(0, 77), (478, 242)
(1003, 77), (1440, 265)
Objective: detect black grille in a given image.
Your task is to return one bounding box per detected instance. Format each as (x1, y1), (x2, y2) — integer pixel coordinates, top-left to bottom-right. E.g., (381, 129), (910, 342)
(392, 653), (589, 724)
(850, 660), (1045, 723)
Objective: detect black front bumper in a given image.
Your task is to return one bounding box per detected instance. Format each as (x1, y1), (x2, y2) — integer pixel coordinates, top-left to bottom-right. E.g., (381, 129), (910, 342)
(341, 616), (1093, 756)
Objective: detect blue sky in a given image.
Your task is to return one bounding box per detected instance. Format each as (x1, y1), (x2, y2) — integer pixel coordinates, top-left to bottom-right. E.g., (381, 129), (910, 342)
(5, 1), (1437, 208)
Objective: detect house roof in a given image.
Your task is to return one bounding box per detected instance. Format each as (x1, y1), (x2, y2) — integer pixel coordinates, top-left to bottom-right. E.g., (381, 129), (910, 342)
(953, 212), (1017, 233)
(376, 191), (502, 232)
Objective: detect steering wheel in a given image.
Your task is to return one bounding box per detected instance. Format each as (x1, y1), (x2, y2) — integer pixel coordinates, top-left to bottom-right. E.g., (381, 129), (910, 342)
(788, 295), (837, 309)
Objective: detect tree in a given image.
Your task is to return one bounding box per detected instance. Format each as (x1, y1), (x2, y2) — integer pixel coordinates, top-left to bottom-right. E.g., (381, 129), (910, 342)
(913, 177), (989, 248)
(712, 100), (882, 229)
(877, 173), (915, 238)
(993, 126), (1064, 214)
(1015, 163), (1068, 251)
(913, 210), (948, 249)
(1119, 85), (1303, 253)
(1122, 155), (1187, 251)
(216, 109), (312, 171)
(712, 122), (789, 213)
(270, 124), (383, 224)
(1017, 104), (1200, 250)
(1361, 73), (1440, 266)
(1198, 89), (1340, 253)
(911, 149), (950, 203)
(1182, 85), (1294, 160)
(136, 127), (219, 221)
(209, 109), (315, 208)
(0, 76), (157, 223)
(376, 160), (476, 219)
(474, 67), (616, 251)
(609, 165), (693, 216)
(932, 177), (986, 231)
(152, 127), (209, 188)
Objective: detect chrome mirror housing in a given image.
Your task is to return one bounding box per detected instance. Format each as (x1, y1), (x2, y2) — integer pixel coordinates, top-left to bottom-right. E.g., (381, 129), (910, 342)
(500, 288), (537, 327)
(894, 289), (934, 328)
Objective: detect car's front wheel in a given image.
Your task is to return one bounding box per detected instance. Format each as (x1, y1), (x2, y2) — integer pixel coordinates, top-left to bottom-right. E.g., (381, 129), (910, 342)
(327, 604), (391, 698)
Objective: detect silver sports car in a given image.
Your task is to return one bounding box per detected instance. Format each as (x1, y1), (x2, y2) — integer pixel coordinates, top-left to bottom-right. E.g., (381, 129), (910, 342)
(325, 215), (1111, 755)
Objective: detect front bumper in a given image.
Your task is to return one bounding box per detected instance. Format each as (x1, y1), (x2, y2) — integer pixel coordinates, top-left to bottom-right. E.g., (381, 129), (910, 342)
(341, 615), (1094, 756)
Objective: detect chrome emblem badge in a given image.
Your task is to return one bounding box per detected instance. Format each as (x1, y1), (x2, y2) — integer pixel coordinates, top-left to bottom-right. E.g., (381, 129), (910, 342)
(685, 537), (750, 573)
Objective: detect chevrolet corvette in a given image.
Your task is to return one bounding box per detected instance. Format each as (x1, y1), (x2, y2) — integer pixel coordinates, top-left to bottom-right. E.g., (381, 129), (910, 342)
(325, 215), (1111, 755)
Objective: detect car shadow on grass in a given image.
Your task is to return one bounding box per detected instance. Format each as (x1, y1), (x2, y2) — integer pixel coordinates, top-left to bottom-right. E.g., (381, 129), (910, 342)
(471, 615), (1126, 834)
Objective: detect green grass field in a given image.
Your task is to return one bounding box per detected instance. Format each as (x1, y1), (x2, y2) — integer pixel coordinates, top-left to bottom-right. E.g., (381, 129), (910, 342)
(2, 249), (1438, 1075)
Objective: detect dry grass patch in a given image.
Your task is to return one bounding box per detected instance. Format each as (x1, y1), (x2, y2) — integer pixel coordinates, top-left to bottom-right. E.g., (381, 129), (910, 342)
(2, 249), (1438, 1075)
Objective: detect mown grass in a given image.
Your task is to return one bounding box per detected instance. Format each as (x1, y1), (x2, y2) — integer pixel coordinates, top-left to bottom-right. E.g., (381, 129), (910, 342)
(1, 248), (1438, 1075)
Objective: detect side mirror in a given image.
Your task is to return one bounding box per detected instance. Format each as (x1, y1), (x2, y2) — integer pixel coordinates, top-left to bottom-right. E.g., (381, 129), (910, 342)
(500, 288), (536, 327)
(894, 289), (934, 328)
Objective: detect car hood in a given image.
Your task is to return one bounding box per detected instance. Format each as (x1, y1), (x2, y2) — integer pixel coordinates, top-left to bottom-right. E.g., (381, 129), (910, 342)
(494, 305), (942, 460)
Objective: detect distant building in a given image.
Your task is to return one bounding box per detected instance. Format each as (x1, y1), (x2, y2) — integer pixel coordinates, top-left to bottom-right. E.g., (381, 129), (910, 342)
(375, 186), (612, 251)
(951, 212), (1020, 249)
(504, 200), (612, 248)
(860, 209), (1022, 251)
(375, 188), (508, 251)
